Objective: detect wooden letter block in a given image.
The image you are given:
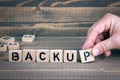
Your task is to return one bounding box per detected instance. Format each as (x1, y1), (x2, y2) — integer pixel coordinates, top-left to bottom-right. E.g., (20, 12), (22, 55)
(0, 44), (7, 52)
(8, 42), (20, 50)
(36, 49), (49, 62)
(50, 49), (63, 62)
(79, 49), (95, 63)
(23, 49), (36, 62)
(0, 36), (15, 43)
(22, 34), (35, 42)
(64, 50), (77, 62)
(9, 50), (22, 62)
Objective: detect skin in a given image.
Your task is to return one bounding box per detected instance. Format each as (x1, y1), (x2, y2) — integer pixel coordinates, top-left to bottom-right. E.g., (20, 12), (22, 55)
(82, 13), (120, 57)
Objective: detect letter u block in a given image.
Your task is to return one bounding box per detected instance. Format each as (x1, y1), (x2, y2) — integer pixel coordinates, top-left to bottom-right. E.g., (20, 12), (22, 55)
(50, 49), (63, 62)
(9, 50), (22, 62)
(23, 49), (36, 62)
(36, 49), (49, 62)
(64, 50), (77, 62)
(79, 49), (95, 63)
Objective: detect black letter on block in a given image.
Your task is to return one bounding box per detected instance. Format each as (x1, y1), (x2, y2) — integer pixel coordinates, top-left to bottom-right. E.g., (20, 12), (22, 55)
(12, 52), (19, 61)
(53, 53), (60, 61)
(67, 53), (74, 61)
(84, 51), (90, 61)
(39, 52), (46, 60)
(25, 52), (33, 61)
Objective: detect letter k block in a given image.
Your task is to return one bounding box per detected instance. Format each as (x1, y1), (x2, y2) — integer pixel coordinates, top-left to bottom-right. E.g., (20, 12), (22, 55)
(50, 49), (63, 62)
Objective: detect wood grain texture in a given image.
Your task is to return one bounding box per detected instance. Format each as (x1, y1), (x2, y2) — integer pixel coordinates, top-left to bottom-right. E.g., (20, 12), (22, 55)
(0, 0), (120, 7)
(0, 7), (119, 36)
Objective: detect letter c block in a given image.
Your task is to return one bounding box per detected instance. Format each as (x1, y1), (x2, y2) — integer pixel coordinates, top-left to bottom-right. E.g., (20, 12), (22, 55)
(36, 49), (49, 62)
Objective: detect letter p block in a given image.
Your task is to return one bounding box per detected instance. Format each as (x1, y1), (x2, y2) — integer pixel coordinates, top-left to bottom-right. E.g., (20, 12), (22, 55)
(79, 49), (95, 63)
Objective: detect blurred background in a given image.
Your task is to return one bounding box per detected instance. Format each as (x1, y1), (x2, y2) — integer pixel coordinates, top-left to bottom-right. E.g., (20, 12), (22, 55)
(0, 0), (120, 37)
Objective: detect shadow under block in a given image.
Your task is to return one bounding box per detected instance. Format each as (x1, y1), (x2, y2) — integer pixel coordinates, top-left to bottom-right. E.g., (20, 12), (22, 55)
(0, 36), (15, 43)
(0, 44), (7, 52)
(50, 49), (63, 62)
(36, 49), (49, 62)
(22, 34), (35, 42)
(8, 42), (20, 50)
(9, 50), (22, 62)
(79, 49), (95, 63)
(23, 49), (36, 62)
(64, 50), (77, 62)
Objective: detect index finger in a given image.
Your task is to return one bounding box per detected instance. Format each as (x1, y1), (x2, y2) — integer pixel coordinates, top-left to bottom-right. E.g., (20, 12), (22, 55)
(82, 13), (112, 49)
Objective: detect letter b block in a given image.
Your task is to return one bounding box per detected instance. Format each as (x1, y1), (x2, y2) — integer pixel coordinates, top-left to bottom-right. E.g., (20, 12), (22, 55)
(9, 50), (22, 62)
(64, 50), (77, 62)
(23, 49), (36, 62)
(79, 49), (95, 63)
(50, 49), (63, 62)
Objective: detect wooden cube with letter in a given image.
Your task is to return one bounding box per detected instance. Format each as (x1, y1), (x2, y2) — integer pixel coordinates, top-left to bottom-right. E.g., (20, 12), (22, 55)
(36, 49), (49, 62)
(0, 36), (15, 43)
(22, 34), (35, 42)
(79, 49), (95, 63)
(23, 49), (36, 62)
(50, 49), (63, 62)
(64, 50), (77, 62)
(8, 42), (20, 50)
(9, 50), (22, 62)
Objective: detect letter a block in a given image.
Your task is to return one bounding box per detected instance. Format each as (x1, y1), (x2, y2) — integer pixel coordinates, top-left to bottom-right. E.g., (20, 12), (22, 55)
(64, 50), (77, 62)
(9, 50), (22, 62)
(0, 36), (15, 43)
(23, 49), (36, 62)
(8, 42), (20, 50)
(22, 34), (35, 42)
(36, 49), (49, 62)
(79, 49), (95, 63)
(50, 49), (63, 62)
(0, 44), (7, 52)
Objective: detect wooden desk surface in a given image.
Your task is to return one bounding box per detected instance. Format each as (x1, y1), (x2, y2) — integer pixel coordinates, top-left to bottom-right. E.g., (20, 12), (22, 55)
(0, 37), (120, 80)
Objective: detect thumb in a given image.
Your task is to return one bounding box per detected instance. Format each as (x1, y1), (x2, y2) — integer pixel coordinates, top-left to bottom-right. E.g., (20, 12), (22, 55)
(92, 38), (114, 56)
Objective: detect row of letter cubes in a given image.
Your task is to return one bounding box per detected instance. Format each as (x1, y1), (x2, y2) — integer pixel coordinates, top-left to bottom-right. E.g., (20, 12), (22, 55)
(9, 49), (95, 63)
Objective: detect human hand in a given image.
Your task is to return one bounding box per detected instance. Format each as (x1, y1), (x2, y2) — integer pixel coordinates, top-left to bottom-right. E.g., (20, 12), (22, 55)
(82, 13), (120, 57)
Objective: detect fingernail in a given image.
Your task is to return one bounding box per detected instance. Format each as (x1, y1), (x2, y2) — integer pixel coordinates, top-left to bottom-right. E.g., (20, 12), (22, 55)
(92, 49), (100, 56)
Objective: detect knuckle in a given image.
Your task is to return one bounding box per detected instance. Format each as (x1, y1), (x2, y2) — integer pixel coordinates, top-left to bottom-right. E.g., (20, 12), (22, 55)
(100, 42), (107, 52)
(105, 13), (113, 17)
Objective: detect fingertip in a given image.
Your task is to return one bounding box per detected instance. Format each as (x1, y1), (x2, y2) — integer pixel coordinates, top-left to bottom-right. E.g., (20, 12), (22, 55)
(82, 44), (87, 50)
(92, 48), (100, 56)
(104, 51), (111, 57)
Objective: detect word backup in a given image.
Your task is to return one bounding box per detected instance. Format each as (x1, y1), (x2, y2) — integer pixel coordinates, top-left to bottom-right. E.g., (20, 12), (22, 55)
(9, 49), (95, 63)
